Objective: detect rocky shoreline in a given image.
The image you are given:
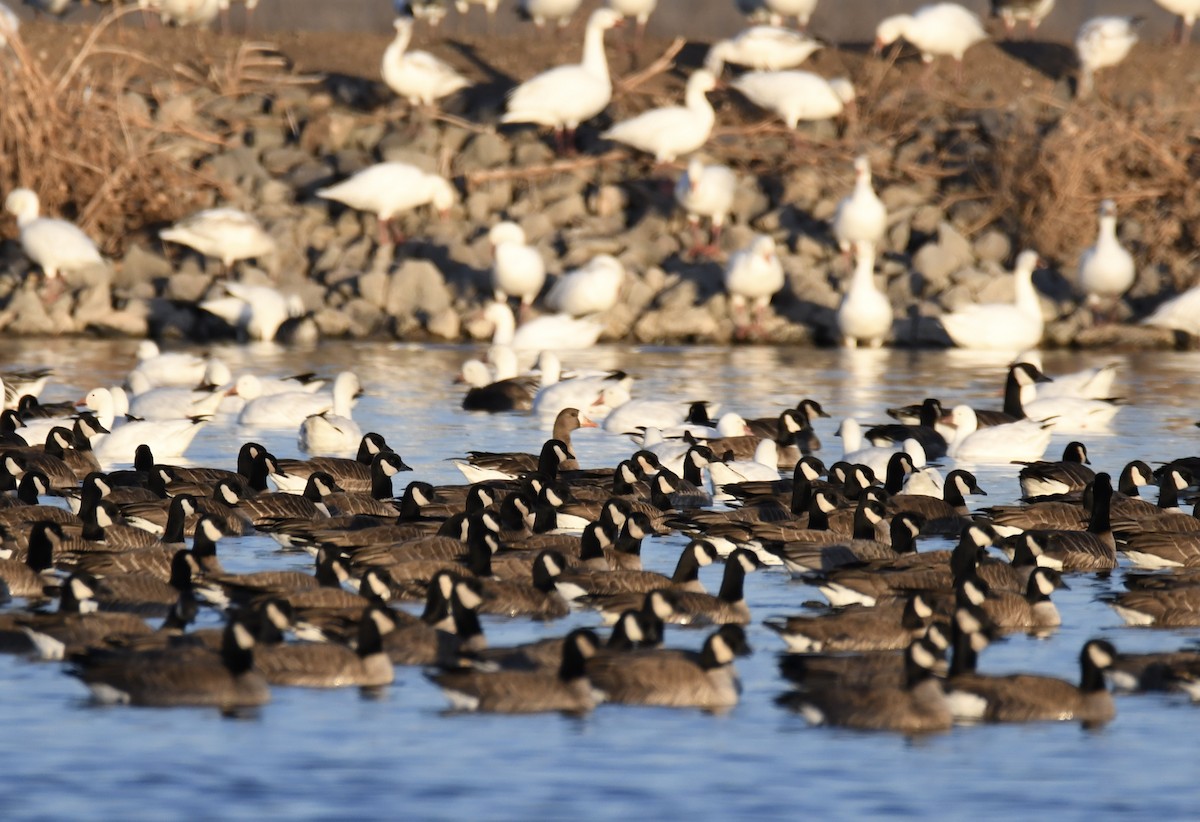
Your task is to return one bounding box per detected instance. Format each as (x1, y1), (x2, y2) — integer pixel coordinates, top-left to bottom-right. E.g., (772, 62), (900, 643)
(0, 17), (1196, 350)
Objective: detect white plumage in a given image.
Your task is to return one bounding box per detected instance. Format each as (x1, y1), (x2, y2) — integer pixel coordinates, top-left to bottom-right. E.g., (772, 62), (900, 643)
(489, 222), (546, 308)
(140, 0), (222, 26)
(84, 387), (209, 464)
(1077, 199), (1135, 307)
(731, 71), (854, 129)
(1155, 0), (1200, 42)
(237, 371), (360, 429)
(1143, 286), (1200, 337)
(940, 249), (1044, 351)
(482, 301), (604, 353)
(675, 159), (737, 253)
(129, 341), (210, 389)
(298, 410), (362, 455)
(706, 26), (822, 74)
(837, 241), (892, 349)
(833, 155), (888, 253)
(126, 372), (227, 420)
(200, 282), (305, 342)
(545, 255), (625, 317)
(520, 0), (583, 27)
(605, 0), (657, 30)
(381, 17), (470, 106)
(992, 0), (1056, 36)
(4, 188), (104, 283)
(0, 3), (19, 49)
(502, 9), (623, 142)
(317, 162), (457, 242)
(724, 234), (785, 327)
(1075, 17), (1139, 98)
(947, 404), (1051, 463)
(875, 3), (987, 63)
(159, 208), (275, 272)
(601, 69), (716, 163)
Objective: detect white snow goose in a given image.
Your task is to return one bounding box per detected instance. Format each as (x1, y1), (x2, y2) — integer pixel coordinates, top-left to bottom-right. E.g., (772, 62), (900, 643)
(939, 249), (1044, 351)
(836, 241), (892, 349)
(1075, 17), (1140, 98)
(675, 159), (737, 257)
(83, 387), (209, 464)
(520, 0), (583, 28)
(605, 0), (658, 44)
(128, 341), (210, 390)
(317, 162), (457, 245)
(489, 222), (547, 312)
(200, 282), (306, 343)
(1076, 199), (1135, 320)
(991, 0), (1056, 37)
(482, 301), (604, 355)
(237, 371), (361, 429)
(730, 71), (854, 131)
(158, 208), (276, 276)
(545, 255), (625, 317)
(381, 16), (470, 106)
(832, 155), (887, 253)
(501, 8), (623, 153)
(4, 188), (104, 298)
(737, 0), (820, 29)
(1153, 0), (1200, 43)
(946, 404), (1052, 463)
(874, 3), (987, 68)
(724, 234), (785, 337)
(601, 69), (717, 163)
(705, 26), (822, 74)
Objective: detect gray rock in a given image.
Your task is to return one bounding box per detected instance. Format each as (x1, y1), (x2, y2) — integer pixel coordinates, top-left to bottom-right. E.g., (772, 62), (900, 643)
(117, 244), (173, 289)
(881, 185), (928, 212)
(589, 185), (626, 218)
(358, 269), (390, 308)
(386, 259), (453, 319)
(460, 132), (512, 170)
(910, 205), (944, 236)
(72, 284), (116, 329)
(973, 230), (1011, 264)
(426, 307), (461, 340)
(167, 271), (214, 303)
(543, 194), (587, 227)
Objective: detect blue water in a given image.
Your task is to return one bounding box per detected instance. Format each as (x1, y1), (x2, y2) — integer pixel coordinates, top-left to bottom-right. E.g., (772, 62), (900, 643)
(1, 339), (1198, 820)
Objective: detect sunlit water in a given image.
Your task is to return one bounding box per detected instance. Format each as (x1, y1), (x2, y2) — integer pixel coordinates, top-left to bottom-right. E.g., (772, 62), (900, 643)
(2, 339), (1199, 820)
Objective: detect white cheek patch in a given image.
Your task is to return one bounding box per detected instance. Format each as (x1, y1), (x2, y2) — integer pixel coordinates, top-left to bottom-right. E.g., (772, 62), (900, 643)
(911, 642), (936, 670)
(437, 574), (454, 599)
(220, 485), (238, 504)
(695, 545), (714, 566)
(712, 636), (734, 665)
(71, 577), (96, 602)
(413, 488), (430, 507)
(957, 609), (983, 635)
(650, 593), (674, 620)
(267, 603), (289, 629)
(962, 581), (986, 606)
(1088, 644), (1114, 669)
(233, 622), (255, 650)
(455, 584), (483, 611)
(543, 555), (563, 577)
(202, 520), (223, 542)
(1036, 572), (1057, 596)
(481, 513), (499, 532)
(545, 489), (564, 507)
(969, 526), (991, 547)
(371, 609), (396, 636)
(737, 553), (757, 573)
(913, 596), (933, 619)
(865, 506), (882, 524)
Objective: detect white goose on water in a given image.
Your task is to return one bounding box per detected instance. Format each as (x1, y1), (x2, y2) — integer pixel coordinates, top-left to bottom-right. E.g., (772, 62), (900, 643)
(730, 71), (854, 130)
(520, 0), (582, 28)
(126, 372), (227, 421)
(84, 387), (209, 463)
(832, 155), (887, 253)
(482, 301), (604, 354)
(725, 234), (785, 333)
(4, 188), (104, 287)
(836, 418), (905, 476)
(158, 208), (275, 274)
(874, 3), (987, 65)
(502, 8), (623, 151)
(946, 404), (1051, 463)
(200, 282), (305, 342)
(1017, 351), (1120, 400)
(710, 440), (781, 488)
(836, 241), (892, 349)
(381, 16), (470, 106)
(532, 352), (631, 421)
(545, 255), (625, 317)
(489, 222), (546, 310)
(1010, 363), (1122, 432)
(1143, 285), (1200, 338)
(317, 162), (457, 245)
(1075, 17), (1140, 98)
(237, 371), (361, 429)
(705, 26), (822, 74)
(129, 341), (210, 389)
(940, 249), (1044, 351)
(601, 69), (717, 163)
(298, 407), (362, 455)
(675, 159), (737, 255)
(1077, 199), (1135, 314)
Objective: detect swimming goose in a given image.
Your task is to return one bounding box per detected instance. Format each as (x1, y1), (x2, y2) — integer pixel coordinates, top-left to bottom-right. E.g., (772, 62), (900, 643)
(501, 8), (623, 153)
(237, 371), (360, 429)
(271, 432), (397, 494)
(200, 282), (306, 342)
(532, 357), (627, 420)
(765, 593), (935, 653)
(1142, 284), (1200, 337)
(427, 628), (602, 713)
(317, 162), (457, 245)
(1109, 647), (1200, 698)
(520, 0), (582, 28)
(381, 16), (470, 106)
(1155, 0), (1200, 42)
(587, 624), (751, 710)
(489, 222), (546, 310)
(544, 255), (625, 317)
(875, 3), (988, 66)
(1010, 365), (1122, 433)
(128, 341), (210, 390)
(675, 159), (737, 255)
(626, 549), (763, 627)
(705, 25), (822, 74)
(939, 249), (1043, 351)
(298, 407), (362, 456)
(1016, 352), (1120, 400)
(833, 155), (888, 254)
(126, 373), (226, 421)
(946, 404), (1051, 463)
(601, 69), (717, 163)
(482, 301), (604, 354)
(158, 208), (275, 274)
(1019, 474), (1116, 571)
(1075, 18), (1140, 98)
(725, 234), (785, 336)
(1017, 441), (1094, 497)
(777, 638), (953, 734)
(68, 618), (271, 710)
(4, 187), (104, 292)
(730, 71), (854, 130)
(255, 604), (396, 689)
(837, 241), (892, 349)
(83, 388), (208, 464)
(1077, 199), (1135, 315)
(991, 0), (1055, 36)
(965, 567), (1066, 634)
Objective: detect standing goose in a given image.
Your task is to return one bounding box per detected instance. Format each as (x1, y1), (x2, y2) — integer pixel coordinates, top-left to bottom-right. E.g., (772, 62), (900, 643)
(3, 188), (104, 296)
(381, 16), (470, 107)
(606, 0), (658, 43)
(502, 8), (624, 153)
(544, 255), (625, 318)
(427, 628), (602, 713)
(675, 159), (737, 256)
(489, 222), (546, 312)
(158, 208), (276, 276)
(730, 71), (854, 131)
(940, 250), (1044, 351)
(833, 155), (888, 254)
(725, 234), (785, 337)
(1154, 0), (1200, 43)
(587, 624), (751, 710)
(874, 3), (988, 67)
(777, 638), (953, 734)
(520, 0), (583, 28)
(1075, 18), (1140, 99)
(836, 240), (892, 349)
(991, 0), (1055, 36)
(1077, 199), (1135, 318)
(317, 162), (457, 246)
(705, 26), (822, 74)
(601, 69), (717, 163)
(67, 619), (271, 710)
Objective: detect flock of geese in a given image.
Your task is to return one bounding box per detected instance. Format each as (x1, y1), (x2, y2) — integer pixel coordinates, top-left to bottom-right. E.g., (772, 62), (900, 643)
(0, 340), (1198, 733)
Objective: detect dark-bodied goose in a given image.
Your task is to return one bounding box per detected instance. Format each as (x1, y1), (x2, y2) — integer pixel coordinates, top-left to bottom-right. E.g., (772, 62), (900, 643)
(1102, 584), (1200, 627)
(607, 548), (762, 626)
(19, 574), (154, 660)
(962, 566), (1066, 635)
(767, 509), (925, 577)
(587, 624), (751, 710)
(271, 432), (398, 494)
(309, 453), (410, 518)
(776, 638), (953, 734)
(0, 521), (60, 598)
(68, 619), (271, 710)
(556, 539), (718, 601)
(777, 622), (952, 691)
(456, 410), (590, 481)
(255, 604), (396, 689)
(1109, 648), (1200, 698)
(886, 470), (984, 536)
(867, 400), (949, 461)
(746, 398), (828, 448)
(1022, 473), (1116, 571)
(426, 628), (602, 714)
(1017, 441), (1093, 498)
(471, 605), (650, 673)
(764, 594), (936, 653)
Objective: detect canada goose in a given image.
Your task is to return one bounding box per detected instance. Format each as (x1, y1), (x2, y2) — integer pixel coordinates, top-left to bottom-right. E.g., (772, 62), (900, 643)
(310, 453), (410, 518)
(865, 401), (949, 460)
(886, 470), (984, 536)
(767, 510), (925, 577)
(1022, 474), (1117, 571)
(473, 605), (649, 673)
(2, 447), (76, 491)
(1110, 468), (1196, 537)
(426, 628), (602, 714)
(43, 422), (103, 481)
(556, 539), (718, 600)
(474, 550), (572, 620)
(68, 619), (271, 710)
(776, 639), (953, 734)
(19, 574), (154, 660)
(233, 469), (333, 528)
(255, 604), (396, 689)
(947, 629), (1117, 725)
(630, 549), (762, 626)
(587, 624), (751, 711)
(456, 437), (576, 483)
(1102, 584), (1200, 627)
(1017, 441), (1094, 498)
(1124, 529), (1200, 570)
(1108, 648), (1200, 698)
(191, 518), (332, 607)
(777, 621), (952, 690)
(963, 567), (1067, 634)
(764, 594), (935, 653)
(271, 433), (396, 494)
(88, 548), (201, 617)
(0, 521), (61, 598)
